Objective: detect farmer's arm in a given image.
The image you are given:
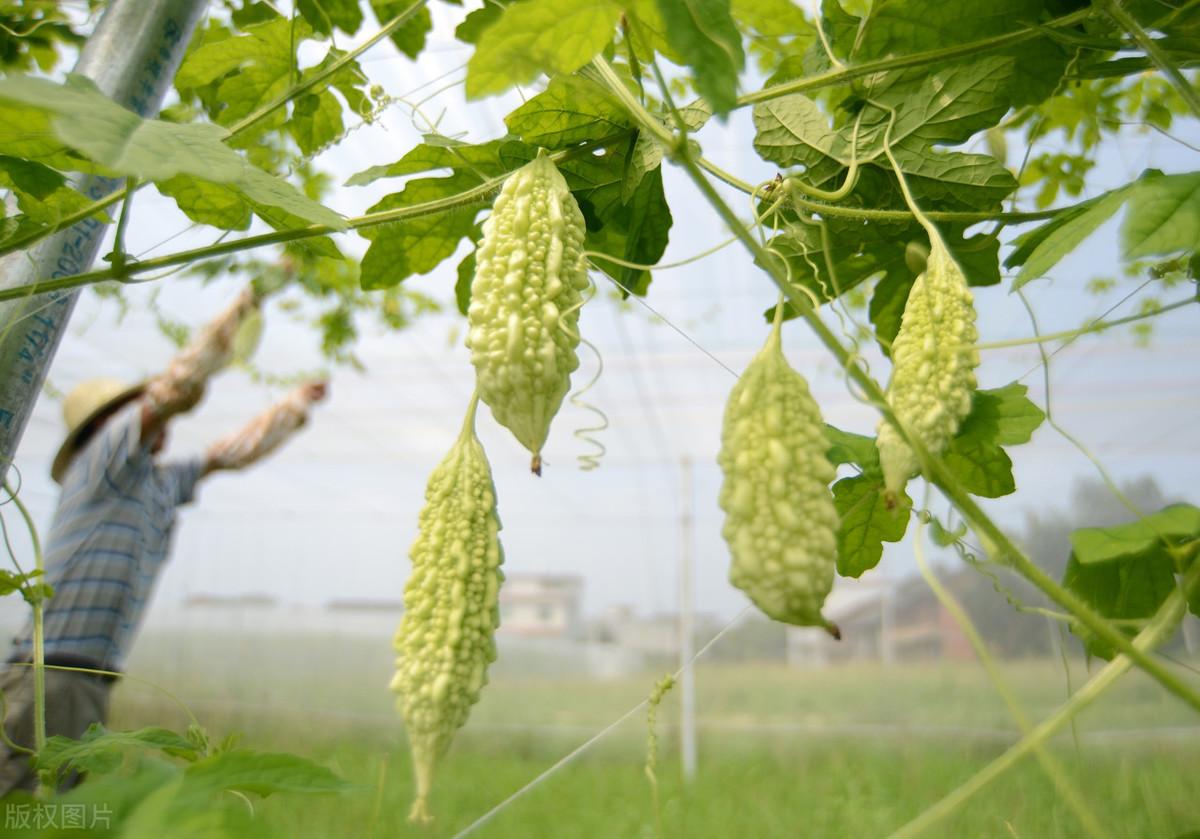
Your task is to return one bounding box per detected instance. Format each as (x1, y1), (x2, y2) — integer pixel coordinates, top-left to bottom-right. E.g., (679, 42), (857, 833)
(140, 286), (261, 444)
(200, 381), (328, 478)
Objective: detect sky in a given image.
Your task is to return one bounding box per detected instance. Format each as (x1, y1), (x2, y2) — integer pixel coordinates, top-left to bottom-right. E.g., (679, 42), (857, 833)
(3, 2), (1199, 631)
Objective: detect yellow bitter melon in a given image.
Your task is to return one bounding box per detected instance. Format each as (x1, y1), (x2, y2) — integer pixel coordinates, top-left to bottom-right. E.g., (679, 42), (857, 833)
(876, 232), (979, 497)
(717, 310), (839, 633)
(390, 395), (504, 823)
(466, 149), (589, 474)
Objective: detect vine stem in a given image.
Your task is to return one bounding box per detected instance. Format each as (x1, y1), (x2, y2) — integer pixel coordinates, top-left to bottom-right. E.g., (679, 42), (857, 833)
(973, 297), (1195, 350)
(590, 54), (1200, 714)
(1098, 0), (1200, 120)
(4, 482), (46, 755)
(912, 519), (1108, 839)
(0, 0), (431, 260)
(889, 558), (1200, 839)
(735, 7), (1095, 106)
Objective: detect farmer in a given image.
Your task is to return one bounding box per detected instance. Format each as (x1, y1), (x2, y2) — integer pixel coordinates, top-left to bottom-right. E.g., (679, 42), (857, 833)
(0, 286), (327, 793)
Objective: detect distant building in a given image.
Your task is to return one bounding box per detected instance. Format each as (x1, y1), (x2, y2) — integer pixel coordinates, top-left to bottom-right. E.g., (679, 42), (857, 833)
(787, 573), (973, 666)
(587, 605), (723, 659)
(498, 574), (583, 639)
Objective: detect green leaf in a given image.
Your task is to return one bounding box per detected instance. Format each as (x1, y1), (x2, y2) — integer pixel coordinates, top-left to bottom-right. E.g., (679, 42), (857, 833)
(1122, 171), (1200, 260)
(824, 425), (879, 473)
(1062, 548), (1177, 659)
(1070, 504), (1200, 566)
(455, 244), (478, 317)
(466, 0), (621, 98)
(979, 382), (1045, 446)
(456, 3), (506, 44)
(346, 136), (536, 186)
(297, 0), (363, 36)
(942, 425), (1014, 499)
(370, 1), (433, 58)
(184, 749), (352, 796)
(0, 568), (43, 598)
(155, 176), (253, 230)
(938, 384), (1043, 499)
(1010, 189), (1128, 289)
(653, 0), (745, 117)
(622, 99), (710, 201)
(853, 0), (1070, 108)
(504, 76), (631, 149)
(889, 144), (1017, 212)
(1061, 504), (1200, 653)
(834, 474), (910, 577)
(0, 74), (345, 230)
(856, 57), (1015, 156)
(359, 172), (486, 290)
(36, 725), (200, 777)
(0, 155), (95, 225)
(288, 90), (344, 156)
(752, 94), (848, 185)
(587, 165), (673, 296)
(869, 267), (916, 351)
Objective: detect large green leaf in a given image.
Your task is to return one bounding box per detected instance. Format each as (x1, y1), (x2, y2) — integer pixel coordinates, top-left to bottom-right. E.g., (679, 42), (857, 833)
(941, 384), (1045, 499)
(1009, 189), (1128, 289)
(824, 424), (879, 473)
(466, 0), (621, 98)
(346, 136), (536, 186)
(184, 749), (352, 796)
(36, 725), (200, 777)
(834, 474), (910, 577)
(1008, 171), (1199, 287)
(370, 1), (433, 58)
(1122, 171), (1200, 259)
(0, 74), (345, 230)
(587, 165), (673, 295)
(654, 0), (745, 116)
(359, 172), (486, 290)
(297, 0), (363, 36)
(0, 155), (95, 225)
(852, 0), (1071, 107)
(504, 76), (631, 149)
(1062, 503), (1200, 657)
(1070, 504), (1200, 566)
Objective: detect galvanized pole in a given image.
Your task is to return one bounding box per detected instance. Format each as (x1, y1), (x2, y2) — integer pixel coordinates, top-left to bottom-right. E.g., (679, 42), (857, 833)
(0, 0), (210, 479)
(679, 456), (697, 780)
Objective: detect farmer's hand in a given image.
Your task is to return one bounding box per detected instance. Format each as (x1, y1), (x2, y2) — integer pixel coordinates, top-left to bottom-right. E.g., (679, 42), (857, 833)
(301, 380), (329, 404)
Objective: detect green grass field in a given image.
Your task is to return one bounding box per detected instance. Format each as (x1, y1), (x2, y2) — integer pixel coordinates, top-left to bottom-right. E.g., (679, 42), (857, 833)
(101, 633), (1200, 838)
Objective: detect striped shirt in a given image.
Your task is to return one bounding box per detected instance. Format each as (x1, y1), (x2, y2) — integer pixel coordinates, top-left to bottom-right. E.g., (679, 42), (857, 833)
(10, 402), (202, 671)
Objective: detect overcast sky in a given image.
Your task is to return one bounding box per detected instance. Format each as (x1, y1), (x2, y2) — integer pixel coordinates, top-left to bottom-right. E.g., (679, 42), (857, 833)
(3, 3), (1198, 631)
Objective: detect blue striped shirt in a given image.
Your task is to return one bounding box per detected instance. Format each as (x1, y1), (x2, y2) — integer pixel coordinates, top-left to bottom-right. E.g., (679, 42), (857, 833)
(10, 402), (203, 670)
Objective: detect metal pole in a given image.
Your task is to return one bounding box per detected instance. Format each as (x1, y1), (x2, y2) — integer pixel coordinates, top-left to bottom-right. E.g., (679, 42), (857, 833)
(0, 0), (210, 478)
(679, 456), (697, 780)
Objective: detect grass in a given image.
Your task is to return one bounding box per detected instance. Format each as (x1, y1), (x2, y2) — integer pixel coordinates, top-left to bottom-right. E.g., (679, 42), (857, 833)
(98, 634), (1200, 838)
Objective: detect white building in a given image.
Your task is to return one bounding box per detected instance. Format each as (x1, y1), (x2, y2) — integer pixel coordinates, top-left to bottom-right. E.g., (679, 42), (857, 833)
(497, 574), (583, 639)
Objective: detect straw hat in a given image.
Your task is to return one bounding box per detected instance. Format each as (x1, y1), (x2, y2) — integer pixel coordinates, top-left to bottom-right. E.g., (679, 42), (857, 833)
(51, 378), (145, 484)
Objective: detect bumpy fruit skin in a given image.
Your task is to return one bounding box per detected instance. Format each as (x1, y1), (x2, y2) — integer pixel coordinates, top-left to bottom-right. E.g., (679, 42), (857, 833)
(390, 399), (504, 823)
(876, 234), (980, 496)
(717, 323), (839, 630)
(466, 150), (589, 472)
